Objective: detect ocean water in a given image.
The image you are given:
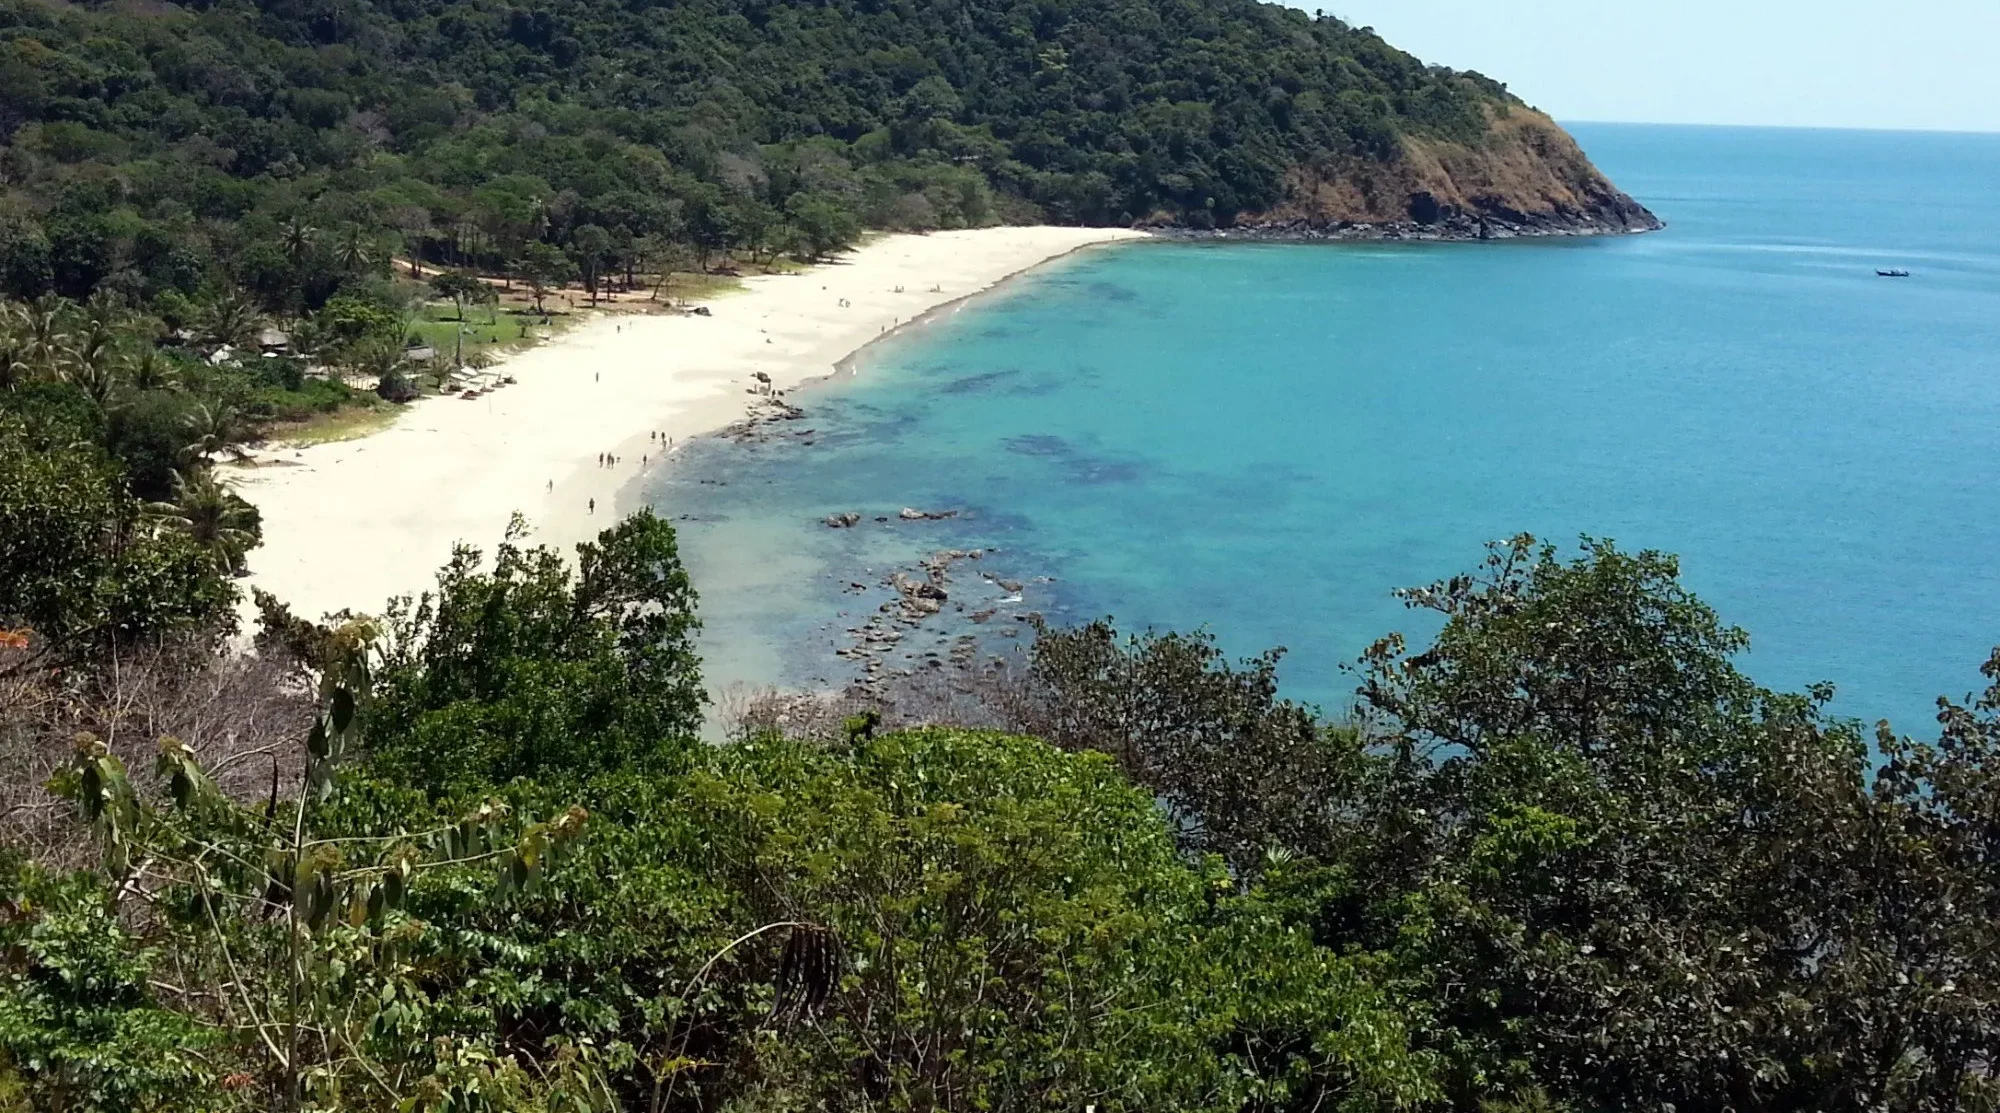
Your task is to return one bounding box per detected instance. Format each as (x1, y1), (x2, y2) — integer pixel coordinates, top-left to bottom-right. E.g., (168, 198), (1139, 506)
(654, 124), (2000, 734)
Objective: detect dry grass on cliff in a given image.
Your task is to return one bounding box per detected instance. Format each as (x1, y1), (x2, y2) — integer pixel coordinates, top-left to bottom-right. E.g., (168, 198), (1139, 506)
(1269, 106), (1619, 224)
(0, 638), (314, 866)
(1402, 107), (1613, 213)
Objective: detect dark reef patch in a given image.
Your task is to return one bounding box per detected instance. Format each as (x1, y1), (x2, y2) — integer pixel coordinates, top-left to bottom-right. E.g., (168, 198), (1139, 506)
(1004, 433), (1072, 457)
(940, 368), (1027, 394)
(1003, 433), (1146, 485)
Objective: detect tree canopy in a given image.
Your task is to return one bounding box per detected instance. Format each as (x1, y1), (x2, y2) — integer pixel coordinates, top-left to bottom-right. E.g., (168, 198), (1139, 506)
(366, 510), (706, 796)
(0, 413), (236, 659)
(6, 514), (1996, 1111)
(1017, 536), (2000, 1111)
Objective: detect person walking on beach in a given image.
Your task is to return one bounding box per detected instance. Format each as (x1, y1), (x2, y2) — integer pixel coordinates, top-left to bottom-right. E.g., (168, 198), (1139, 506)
(588, 498), (595, 515)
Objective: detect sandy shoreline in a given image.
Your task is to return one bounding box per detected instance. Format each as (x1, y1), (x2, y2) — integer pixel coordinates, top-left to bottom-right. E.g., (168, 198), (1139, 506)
(232, 226), (1148, 626)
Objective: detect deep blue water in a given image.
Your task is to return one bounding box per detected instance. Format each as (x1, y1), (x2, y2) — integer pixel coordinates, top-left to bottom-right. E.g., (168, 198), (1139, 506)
(657, 124), (2000, 734)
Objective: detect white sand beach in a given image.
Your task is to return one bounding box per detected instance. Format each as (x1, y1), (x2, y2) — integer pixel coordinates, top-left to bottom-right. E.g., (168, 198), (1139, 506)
(232, 226), (1148, 625)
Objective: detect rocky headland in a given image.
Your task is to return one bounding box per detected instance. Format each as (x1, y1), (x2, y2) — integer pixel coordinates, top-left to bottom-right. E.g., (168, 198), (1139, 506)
(1153, 107), (1662, 242)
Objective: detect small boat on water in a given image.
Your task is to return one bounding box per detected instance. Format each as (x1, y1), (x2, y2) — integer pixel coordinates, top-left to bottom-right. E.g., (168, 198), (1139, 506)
(1877, 268), (1912, 277)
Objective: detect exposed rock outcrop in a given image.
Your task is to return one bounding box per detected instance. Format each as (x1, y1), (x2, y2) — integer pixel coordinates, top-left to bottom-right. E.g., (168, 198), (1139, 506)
(1159, 108), (1660, 241)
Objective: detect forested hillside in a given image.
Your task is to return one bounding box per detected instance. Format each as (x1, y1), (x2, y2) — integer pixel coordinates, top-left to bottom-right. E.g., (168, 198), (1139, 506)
(0, 0), (1653, 312)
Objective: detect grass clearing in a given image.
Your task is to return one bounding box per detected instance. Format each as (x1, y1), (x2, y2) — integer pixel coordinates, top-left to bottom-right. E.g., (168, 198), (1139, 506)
(658, 273), (749, 303)
(410, 304), (540, 359)
(263, 403), (400, 446)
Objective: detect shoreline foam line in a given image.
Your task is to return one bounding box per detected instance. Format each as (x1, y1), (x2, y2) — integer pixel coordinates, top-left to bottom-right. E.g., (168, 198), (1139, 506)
(233, 226), (1150, 627)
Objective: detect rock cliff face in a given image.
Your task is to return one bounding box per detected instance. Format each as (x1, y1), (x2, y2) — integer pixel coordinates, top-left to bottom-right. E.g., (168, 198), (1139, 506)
(1202, 108), (1661, 241)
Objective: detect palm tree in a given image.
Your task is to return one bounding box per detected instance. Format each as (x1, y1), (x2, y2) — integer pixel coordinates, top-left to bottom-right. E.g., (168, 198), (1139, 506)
(421, 352), (458, 393)
(66, 344), (121, 405)
(200, 293), (264, 353)
(0, 335), (31, 391)
(65, 304), (124, 400)
(0, 303), (31, 390)
(333, 225), (375, 275)
(82, 289), (127, 332)
(352, 334), (405, 376)
(148, 468), (260, 573)
(180, 401), (246, 464)
(20, 294), (71, 377)
(127, 347), (180, 393)
(279, 215), (318, 264)
(367, 343), (420, 403)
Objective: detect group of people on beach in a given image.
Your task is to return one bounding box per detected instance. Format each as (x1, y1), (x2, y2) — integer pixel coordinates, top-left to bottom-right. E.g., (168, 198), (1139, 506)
(569, 277), (942, 518)
(596, 433), (675, 468)
(571, 431), (681, 514)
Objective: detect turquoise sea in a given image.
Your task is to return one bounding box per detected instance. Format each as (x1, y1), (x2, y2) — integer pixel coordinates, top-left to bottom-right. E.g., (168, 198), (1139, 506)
(655, 124), (2000, 733)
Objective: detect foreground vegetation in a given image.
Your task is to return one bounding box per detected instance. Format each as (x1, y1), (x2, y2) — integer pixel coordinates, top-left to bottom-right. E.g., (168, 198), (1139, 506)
(2, 365), (1996, 1111)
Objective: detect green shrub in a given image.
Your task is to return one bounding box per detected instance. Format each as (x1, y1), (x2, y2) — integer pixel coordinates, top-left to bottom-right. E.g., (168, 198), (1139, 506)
(0, 862), (225, 1113)
(366, 511), (705, 795)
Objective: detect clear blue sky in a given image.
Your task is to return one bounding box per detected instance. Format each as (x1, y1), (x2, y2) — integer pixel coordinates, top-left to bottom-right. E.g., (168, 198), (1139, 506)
(1311, 1), (2000, 132)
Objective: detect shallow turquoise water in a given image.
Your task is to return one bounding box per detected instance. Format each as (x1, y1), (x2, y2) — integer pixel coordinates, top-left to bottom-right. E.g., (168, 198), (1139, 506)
(658, 124), (2000, 732)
